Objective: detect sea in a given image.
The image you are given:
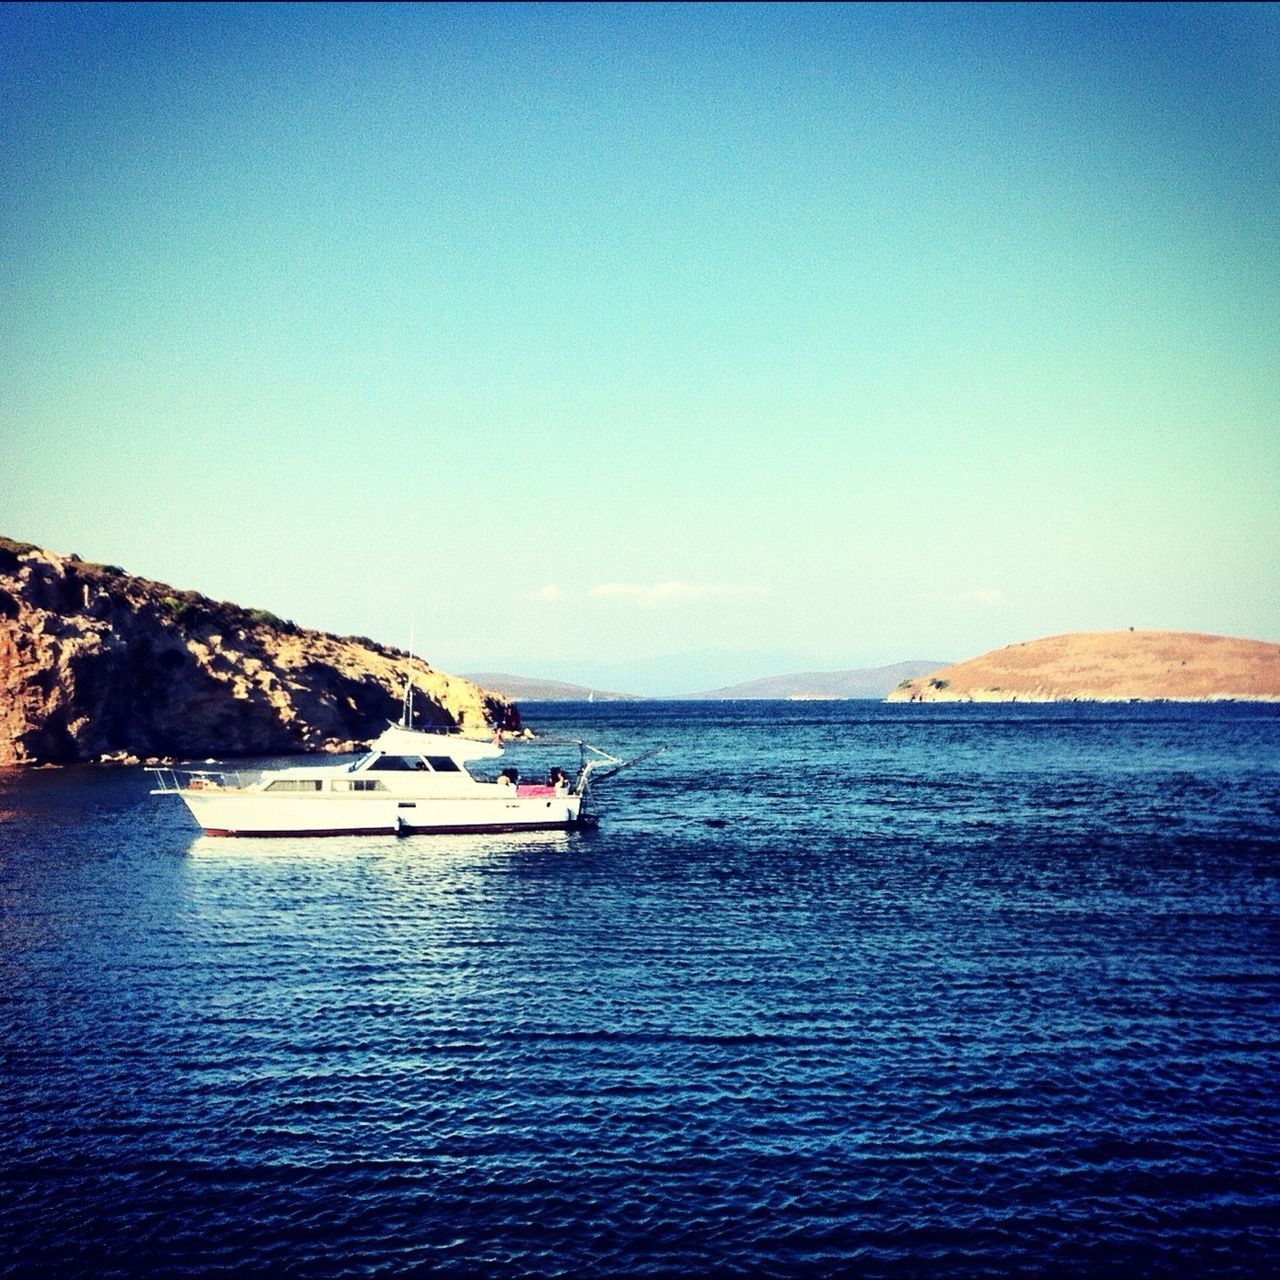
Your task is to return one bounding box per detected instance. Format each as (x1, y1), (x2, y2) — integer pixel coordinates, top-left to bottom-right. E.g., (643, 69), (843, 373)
(1, 701), (1277, 1278)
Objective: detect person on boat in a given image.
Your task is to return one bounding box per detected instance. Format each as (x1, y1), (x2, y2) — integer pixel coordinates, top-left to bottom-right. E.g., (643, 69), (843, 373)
(548, 766), (568, 794)
(491, 705), (522, 746)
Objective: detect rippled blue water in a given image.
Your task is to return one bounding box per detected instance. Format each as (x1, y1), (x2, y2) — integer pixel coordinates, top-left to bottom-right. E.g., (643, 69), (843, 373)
(1, 702), (1278, 1277)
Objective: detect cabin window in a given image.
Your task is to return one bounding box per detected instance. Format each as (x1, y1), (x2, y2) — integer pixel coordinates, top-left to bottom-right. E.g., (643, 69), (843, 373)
(332, 778), (385, 792)
(425, 756), (461, 772)
(266, 779), (322, 792)
(366, 756), (424, 772)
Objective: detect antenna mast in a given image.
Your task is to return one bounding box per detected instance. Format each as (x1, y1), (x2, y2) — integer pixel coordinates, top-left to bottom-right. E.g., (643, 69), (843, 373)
(401, 622), (416, 728)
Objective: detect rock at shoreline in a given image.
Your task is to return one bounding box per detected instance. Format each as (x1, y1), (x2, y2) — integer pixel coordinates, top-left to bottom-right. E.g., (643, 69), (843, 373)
(0, 536), (513, 765)
(887, 630), (1280, 703)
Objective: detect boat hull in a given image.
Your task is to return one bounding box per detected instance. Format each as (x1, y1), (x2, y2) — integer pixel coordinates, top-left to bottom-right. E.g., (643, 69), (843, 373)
(179, 790), (587, 837)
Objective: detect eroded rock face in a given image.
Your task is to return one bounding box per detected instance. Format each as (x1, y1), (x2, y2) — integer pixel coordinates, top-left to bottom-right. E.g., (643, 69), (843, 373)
(0, 538), (512, 765)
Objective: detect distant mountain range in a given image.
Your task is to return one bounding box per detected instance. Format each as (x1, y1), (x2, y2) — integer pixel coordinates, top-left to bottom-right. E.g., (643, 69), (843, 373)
(463, 672), (642, 701)
(679, 660), (950, 700)
(465, 660), (948, 702)
(474, 631), (1280, 704)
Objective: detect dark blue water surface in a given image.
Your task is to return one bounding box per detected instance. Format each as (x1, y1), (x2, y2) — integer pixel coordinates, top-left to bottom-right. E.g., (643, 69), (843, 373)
(2, 702), (1278, 1277)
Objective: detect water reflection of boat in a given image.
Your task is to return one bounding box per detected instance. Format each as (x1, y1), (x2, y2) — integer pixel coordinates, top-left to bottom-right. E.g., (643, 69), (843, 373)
(149, 721), (661, 838)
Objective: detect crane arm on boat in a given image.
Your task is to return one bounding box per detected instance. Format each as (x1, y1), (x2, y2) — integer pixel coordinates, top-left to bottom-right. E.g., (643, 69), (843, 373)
(576, 744), (668, 792)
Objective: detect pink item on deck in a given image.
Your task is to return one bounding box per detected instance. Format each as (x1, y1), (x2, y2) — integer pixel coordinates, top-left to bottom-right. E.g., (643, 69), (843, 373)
(517, 784), (557, 797)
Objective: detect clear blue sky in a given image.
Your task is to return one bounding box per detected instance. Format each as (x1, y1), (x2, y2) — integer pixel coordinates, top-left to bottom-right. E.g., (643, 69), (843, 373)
(3, 3), (1277, 692)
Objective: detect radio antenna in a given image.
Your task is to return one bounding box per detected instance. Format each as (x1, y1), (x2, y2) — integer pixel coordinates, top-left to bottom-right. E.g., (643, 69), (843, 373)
(401, 621), (417, 728)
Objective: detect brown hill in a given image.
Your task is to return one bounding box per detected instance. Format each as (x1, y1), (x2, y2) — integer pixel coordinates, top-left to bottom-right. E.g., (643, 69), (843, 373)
(887, 631), (1280, 703)
(0, 536), (512, 765)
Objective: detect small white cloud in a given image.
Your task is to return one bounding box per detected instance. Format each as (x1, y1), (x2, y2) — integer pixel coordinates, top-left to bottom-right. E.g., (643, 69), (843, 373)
(529, 583), (566, 603)
(915, 586), (1007, 608)
(591, 581), (704, 605)
(590, 581), (768, 607)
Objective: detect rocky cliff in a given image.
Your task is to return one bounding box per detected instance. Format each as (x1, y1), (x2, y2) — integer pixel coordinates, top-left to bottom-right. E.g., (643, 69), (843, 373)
(0, 537), (512, 765)
(887, 630), (1280, 703)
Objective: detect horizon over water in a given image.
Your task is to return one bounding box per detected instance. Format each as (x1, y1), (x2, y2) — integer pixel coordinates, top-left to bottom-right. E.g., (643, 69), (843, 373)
(1, 701), (1278, 1277)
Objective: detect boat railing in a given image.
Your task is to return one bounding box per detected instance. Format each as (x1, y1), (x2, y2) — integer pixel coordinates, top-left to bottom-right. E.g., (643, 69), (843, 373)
(147, 766), (254, 795)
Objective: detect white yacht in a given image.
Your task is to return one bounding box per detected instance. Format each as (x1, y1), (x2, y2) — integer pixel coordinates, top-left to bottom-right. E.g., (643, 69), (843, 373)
(149, 721), (653, 838)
